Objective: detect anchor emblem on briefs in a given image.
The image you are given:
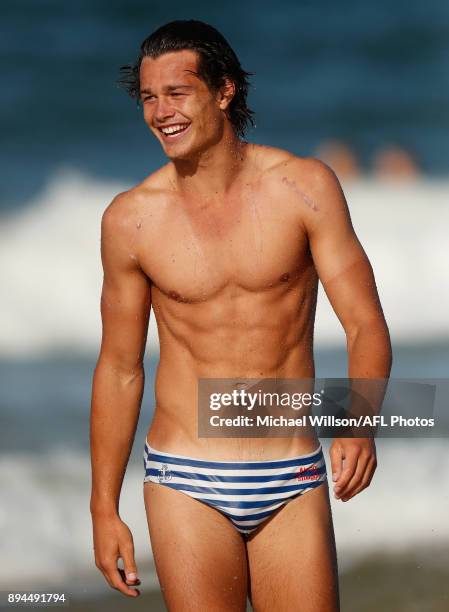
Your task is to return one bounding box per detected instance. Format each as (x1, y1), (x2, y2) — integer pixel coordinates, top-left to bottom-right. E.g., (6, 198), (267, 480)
(158, 464), (172, 482)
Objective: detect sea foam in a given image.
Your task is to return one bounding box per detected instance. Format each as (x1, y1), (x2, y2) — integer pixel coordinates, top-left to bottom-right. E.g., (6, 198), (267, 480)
(1, 168), (448, 356)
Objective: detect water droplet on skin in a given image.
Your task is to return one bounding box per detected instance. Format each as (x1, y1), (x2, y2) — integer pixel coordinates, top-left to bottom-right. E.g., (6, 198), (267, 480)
(136, 221), (142, 229)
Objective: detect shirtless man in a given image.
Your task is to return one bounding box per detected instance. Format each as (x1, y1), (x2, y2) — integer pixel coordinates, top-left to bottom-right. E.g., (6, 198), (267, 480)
(90, 20), (392, 612)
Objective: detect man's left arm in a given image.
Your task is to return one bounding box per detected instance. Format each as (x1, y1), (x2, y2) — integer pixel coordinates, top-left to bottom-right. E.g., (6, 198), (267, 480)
(293, 158), (392, 502)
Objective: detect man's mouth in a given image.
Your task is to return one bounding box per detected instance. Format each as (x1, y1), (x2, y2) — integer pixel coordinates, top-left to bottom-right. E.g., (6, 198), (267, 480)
(157, 123), (191, 140)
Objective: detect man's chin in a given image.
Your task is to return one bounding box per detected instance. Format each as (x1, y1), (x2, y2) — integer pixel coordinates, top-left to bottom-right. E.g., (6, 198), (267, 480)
(163, 145), (200, 163)
(165, 149), (190, 161)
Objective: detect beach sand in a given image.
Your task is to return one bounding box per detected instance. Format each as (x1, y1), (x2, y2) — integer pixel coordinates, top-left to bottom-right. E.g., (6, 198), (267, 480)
(67, 548), (449, 611)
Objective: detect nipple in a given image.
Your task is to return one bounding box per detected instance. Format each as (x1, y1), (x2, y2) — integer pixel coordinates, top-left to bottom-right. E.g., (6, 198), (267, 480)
(168, 290), (184, 302)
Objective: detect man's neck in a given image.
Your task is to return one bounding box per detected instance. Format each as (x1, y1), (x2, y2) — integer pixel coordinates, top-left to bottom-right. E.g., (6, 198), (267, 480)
(170, 132), (249, 198)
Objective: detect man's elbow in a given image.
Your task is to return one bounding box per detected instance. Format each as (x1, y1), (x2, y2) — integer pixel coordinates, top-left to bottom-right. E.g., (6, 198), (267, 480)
(94, 354), (145, 387)
(345, 316), (392, 361)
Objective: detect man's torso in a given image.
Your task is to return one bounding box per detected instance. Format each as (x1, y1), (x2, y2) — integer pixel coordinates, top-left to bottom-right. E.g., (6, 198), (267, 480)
(124, 144), (322, 458)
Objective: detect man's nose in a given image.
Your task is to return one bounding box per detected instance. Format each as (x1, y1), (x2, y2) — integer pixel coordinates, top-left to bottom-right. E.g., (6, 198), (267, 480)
(154, 98), (175, 123)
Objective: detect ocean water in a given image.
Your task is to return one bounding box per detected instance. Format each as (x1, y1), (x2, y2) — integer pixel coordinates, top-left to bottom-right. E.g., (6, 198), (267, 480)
(1, 391), (448, 591)
(1, 0), (449, 210)
(0, 167), (448, 594)
(1, 170), (448, 357)
(0, 335), (448, 591)
(1, 0), (449, 598)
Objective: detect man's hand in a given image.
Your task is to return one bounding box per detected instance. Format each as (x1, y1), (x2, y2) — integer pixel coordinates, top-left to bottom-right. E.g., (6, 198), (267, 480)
(330, 437), (377, 502)
(92, 513), (141, 597)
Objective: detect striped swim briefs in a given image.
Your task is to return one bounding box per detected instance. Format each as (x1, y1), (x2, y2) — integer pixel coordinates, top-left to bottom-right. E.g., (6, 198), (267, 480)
(143, 440), (327, 538)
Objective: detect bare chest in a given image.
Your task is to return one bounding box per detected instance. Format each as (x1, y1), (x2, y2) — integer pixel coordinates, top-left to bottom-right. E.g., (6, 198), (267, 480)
(138, 191), (311, 302)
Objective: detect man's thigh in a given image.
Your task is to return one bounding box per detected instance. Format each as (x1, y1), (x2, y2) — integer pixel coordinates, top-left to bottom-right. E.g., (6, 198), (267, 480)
(246, 483), (339, 612)
(144, 481), (249, 612)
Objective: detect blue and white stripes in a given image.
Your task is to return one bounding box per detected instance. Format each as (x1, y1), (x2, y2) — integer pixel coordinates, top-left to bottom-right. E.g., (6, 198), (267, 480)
(143, 441), (327, 537)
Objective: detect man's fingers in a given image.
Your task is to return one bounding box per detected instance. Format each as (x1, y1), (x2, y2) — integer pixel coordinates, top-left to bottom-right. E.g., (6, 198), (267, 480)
(101, 563), (140, 597)
(92, 517), (141, 598)
(118, 567), (141, 586)
(329, 443), (344, 483)
(337, 452), (369, 500)
(333, 449), (359, 498)
(119, 540), (140, 585)
(341, 455), (377, 501)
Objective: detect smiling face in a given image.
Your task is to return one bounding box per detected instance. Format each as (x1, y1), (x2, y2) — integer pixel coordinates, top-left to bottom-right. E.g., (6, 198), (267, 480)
(139, 49), (233, 160)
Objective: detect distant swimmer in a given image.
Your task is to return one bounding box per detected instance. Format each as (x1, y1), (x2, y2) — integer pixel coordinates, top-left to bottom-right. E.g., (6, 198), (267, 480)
(315, 139), (360, 181)
(372, 145), (420, 180)
(90, 20), (392, 611)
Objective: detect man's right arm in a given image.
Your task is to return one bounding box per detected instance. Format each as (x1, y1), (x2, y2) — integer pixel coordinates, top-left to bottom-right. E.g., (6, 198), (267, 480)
(90, 192), (151, 596)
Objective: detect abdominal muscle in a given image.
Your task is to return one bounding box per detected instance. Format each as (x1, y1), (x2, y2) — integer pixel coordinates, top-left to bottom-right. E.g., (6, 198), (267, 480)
(145, 282), (320, 461)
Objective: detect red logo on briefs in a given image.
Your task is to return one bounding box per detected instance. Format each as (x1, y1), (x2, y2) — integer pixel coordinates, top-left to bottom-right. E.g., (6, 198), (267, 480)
(296, 463), (321, 481)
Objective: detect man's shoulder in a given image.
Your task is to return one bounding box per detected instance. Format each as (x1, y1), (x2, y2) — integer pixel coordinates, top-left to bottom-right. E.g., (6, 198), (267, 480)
(102, 165), (172, 227)
(252, 145), (342, 208)
(253, 144), (338, 186)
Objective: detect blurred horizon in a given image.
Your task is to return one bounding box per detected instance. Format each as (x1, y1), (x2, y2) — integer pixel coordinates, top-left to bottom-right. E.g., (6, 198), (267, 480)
(2, 0), (449, 211)
(2, 1), (449, 356)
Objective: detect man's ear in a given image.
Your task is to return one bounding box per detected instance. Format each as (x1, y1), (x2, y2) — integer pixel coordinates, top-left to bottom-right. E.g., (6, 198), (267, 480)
(218, 78), (236, 110)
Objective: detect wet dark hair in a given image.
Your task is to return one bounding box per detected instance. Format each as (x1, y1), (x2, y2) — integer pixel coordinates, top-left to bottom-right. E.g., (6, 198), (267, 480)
(118, 20), (255, 138)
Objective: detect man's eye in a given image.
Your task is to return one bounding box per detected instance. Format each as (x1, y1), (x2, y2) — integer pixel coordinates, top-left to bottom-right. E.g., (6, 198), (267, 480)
(170, 93), (185, 97)
(143, 96), (155, 102)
